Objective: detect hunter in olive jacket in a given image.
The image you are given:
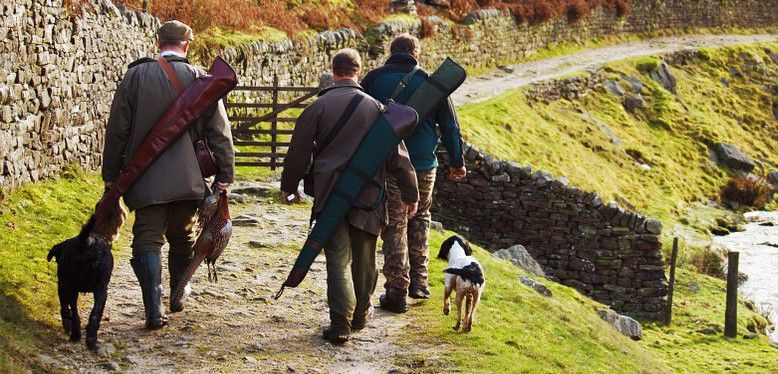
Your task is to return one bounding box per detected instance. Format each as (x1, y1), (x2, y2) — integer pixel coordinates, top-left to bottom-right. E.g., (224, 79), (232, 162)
(102, 55), (235, 211)
(281, 79), (419, 236)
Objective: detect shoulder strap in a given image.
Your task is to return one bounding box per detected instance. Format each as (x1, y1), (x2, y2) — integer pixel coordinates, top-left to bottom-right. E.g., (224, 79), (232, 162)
(158, 57), (185, 95)
(389, 66), (421, 101)
(314, 94), (364, 158)
(158, 57), (207, 143)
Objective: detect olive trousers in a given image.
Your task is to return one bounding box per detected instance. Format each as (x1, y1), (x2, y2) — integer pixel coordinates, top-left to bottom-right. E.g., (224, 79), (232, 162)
(323, 222), (378, 333)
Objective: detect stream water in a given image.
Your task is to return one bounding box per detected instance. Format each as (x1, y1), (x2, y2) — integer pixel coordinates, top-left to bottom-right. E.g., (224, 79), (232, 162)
(713, 211), (778, 343)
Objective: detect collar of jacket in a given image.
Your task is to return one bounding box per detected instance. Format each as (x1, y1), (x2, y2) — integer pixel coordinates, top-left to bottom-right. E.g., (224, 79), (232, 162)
(318, 79), (363, 96)
(128, 55), (190, 69)
(384, 53), (418, 67)
(163, 55), (190, 64)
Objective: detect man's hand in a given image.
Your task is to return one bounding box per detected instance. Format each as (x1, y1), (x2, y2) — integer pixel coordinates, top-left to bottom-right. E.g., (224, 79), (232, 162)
(216, 182), (230, 192)
(281, 190), (302, 205)
(449, 166), (467, 181)
(405, 202), (418, 219)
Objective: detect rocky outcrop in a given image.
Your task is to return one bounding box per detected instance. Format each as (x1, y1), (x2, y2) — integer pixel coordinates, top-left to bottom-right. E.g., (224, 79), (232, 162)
(648, 62), (677, 93)
(493, 245), (546, 278)
(519, 276), (553, 297)
(598, 309), (643, 340)
(433, 144), (668, 320)
(525, 72), (604, 103)
(712, 143), (756, 173)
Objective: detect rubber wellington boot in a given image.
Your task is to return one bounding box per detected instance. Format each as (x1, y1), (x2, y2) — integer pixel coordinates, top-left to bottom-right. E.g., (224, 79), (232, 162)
(131, 252), (168, 329)
(168, 247), (193, 313)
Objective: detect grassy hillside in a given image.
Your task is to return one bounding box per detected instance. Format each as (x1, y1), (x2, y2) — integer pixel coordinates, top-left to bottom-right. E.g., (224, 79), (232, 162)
(0, 170), (775, 372)
(403, 231), (777, 373)
(0, 166), (105, 371)
(457, 42), (778, 230)
(406, 231), (666, 373)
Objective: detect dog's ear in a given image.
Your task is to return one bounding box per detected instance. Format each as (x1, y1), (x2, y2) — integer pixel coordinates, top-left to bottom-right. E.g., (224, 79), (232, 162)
(460, 238), (473, 256)
(438, 236), (456, 260)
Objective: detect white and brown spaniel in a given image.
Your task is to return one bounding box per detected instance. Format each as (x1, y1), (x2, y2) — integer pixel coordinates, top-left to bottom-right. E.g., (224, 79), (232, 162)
(438, 235), (485, 333)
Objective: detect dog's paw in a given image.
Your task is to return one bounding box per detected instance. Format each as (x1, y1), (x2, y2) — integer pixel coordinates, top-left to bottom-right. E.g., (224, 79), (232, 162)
(85, 336), (98, 352)
(443, 306), (450, 315)
(62, 319), (72, 334)
(69, 332), (81, 342)
(463, 325), (472, 333)
(453, 322), (460, 331)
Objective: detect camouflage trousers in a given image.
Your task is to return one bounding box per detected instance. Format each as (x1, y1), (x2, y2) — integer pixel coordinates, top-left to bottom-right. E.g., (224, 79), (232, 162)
(382, 170), (436, 296)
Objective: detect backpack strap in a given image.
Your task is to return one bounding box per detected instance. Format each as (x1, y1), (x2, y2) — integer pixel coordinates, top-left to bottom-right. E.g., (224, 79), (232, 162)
(314, 94), (365, 159)
(389, 66), (421, 101)
(158, 57), (185, 95)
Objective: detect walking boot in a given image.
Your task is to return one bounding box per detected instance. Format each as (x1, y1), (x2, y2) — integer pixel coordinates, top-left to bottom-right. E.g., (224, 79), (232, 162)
(379, 292), (408, 313)
(168, 248), (193, 313)
(131, 252), (168, 329)
(408, 283), (430, 299)
(322, 326), (350, 345)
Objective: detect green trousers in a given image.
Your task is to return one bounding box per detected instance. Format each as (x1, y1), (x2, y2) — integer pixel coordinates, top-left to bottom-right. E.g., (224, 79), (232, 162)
(324, 222), (378, 332)
(131, 200), (199, 256)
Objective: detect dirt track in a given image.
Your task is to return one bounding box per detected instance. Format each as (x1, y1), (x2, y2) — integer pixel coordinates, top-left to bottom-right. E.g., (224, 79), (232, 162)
(43, 182), (426, 373)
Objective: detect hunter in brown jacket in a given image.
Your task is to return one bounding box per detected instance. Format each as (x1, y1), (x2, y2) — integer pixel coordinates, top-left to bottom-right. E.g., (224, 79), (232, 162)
(281, 49), (419, 344)
(101, 21), (234, 329)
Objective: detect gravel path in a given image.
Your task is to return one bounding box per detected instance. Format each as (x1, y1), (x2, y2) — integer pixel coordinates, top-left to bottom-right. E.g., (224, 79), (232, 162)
(452, 33), (778, 106)
(44, 181), (422, 373)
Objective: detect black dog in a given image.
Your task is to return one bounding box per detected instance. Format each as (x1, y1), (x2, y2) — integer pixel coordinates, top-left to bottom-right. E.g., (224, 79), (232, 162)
(47, 205), (125, 351)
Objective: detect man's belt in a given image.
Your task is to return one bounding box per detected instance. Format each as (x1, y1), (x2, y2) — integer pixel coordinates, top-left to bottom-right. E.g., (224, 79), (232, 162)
(95, 57), (237, 224)
(276, 58), (466, 297)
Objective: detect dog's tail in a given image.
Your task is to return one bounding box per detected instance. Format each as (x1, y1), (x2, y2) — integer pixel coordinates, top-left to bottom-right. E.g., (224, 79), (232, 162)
(78, 214), (96, 244)
(444, 262), (485, 286)
(47, 245), (60, 262)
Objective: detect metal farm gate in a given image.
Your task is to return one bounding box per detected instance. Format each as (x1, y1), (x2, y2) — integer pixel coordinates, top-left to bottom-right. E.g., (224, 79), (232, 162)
(225, 76), (318, 170)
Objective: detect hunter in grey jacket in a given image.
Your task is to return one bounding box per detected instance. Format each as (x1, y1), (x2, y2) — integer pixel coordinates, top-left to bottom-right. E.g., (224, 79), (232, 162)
(102, 55), (234, 210)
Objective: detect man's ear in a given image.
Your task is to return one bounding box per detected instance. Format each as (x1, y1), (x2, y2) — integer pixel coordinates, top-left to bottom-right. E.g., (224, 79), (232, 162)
(182, 41), (190, 54)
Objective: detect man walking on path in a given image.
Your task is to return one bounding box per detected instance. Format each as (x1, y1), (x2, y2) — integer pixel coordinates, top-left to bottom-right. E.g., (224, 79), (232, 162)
(361, 34), (467, 312)
(102, 21), (234, 329)
(281, 49), (419, 344)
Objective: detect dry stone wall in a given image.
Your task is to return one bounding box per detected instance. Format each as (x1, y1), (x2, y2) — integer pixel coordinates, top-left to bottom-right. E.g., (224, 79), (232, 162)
(2, 0), (778, 193)
(220, 0), (778, 88)
(0, 0), (156, 192)
(432, 145), (668, 320)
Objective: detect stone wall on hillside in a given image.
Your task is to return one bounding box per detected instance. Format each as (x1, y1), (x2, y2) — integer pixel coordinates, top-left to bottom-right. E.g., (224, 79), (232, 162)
(0, 0), (156, 192)
(432, 145), (668, 320)
(2, 0), (778, 193)
(220, 0), (778, 89)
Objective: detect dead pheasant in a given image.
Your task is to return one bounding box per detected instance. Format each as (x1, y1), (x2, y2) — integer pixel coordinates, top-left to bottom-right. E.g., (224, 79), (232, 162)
(170, 189), (232, 312)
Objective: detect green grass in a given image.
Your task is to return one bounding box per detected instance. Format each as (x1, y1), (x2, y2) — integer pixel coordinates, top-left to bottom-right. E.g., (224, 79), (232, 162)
(404, 230), (667, 373)
(405, 231), (777, 373)
(457, 42), (778, 230)
(642, 269), (778, 372)
(0, 165), (105, 371)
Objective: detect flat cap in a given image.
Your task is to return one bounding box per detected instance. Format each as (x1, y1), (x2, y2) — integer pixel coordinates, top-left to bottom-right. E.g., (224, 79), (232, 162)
(158, 20), (194, 42)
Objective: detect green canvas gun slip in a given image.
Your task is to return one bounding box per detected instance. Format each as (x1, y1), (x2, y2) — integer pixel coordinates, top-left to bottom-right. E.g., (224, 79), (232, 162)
(275, 58), (467, 298)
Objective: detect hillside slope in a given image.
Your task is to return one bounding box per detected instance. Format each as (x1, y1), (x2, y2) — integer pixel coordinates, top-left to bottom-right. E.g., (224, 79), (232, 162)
(457, 42), (778, 228)
(0, 170), (774, 372)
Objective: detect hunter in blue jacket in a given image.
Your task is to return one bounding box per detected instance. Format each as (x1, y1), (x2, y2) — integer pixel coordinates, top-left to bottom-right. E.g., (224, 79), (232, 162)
(361, 33), (467, 312)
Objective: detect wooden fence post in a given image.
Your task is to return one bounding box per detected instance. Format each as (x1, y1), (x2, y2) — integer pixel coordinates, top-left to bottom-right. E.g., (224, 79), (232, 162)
(724, 251), (739, 338)
(270, 74), (279, 170)
(665, 237), (679, 325)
